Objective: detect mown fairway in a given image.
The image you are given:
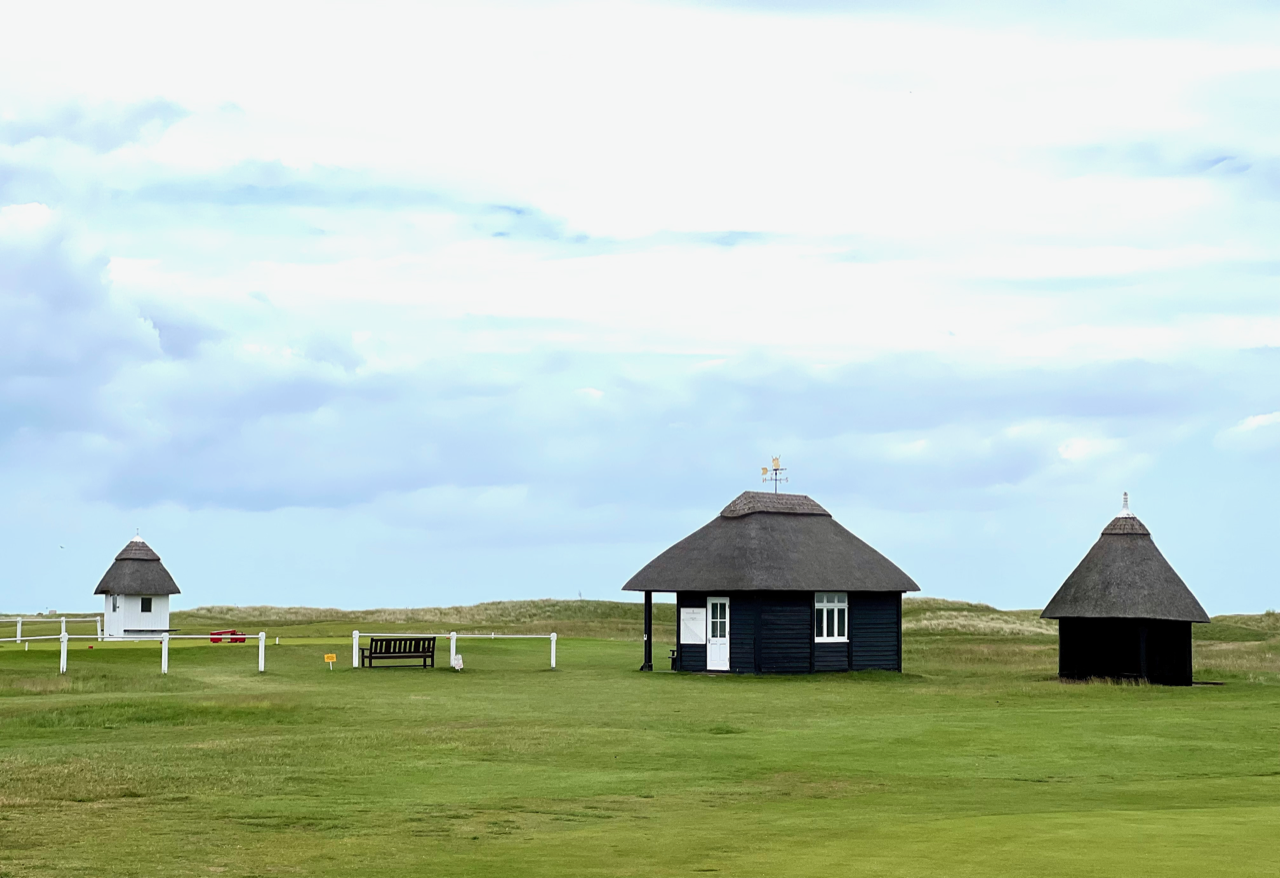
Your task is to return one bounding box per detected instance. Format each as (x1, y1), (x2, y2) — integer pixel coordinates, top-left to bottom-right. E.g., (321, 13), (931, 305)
(2, 601), (1278, 877)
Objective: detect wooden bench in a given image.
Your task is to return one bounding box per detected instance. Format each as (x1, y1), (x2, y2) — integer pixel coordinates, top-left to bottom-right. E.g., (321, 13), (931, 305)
(360, 636), (437, 668)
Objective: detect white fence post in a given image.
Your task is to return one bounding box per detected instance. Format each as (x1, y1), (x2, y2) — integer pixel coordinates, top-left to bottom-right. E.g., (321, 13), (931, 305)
(352, 630), (360, 668)
(14, 619), (20, 643)
(59, 631), (68, 674)
(258, 632), (266, 673)
(450, 632), (457, 666)
(550, 633), (557, 669)
(161, 633), (169, 674)
(61, 617), (67, 636)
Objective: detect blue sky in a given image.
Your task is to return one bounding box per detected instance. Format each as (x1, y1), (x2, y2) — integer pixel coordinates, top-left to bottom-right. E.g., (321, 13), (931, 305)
(3, 1), (1279, 615)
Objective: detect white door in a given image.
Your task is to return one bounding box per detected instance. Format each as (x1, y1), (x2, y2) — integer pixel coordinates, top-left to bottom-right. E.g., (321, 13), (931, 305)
(707, 597), (729, 671)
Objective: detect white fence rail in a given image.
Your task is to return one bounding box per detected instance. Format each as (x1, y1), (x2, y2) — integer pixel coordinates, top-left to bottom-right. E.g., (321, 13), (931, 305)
(0, 631), (266, 675)
(351, 630), (557, 669)
(1, 616), (103, 642)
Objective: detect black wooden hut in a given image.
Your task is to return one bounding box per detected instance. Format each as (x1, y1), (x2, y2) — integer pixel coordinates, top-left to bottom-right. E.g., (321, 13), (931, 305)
(1042, 495), (1208, 686)
(623, 491), (920, 673)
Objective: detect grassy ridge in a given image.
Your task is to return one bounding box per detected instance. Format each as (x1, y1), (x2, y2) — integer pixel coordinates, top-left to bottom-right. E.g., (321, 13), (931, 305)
(164, 597), (1280, 643)
(7, 597), (1274, 642)
(170, 599), (678, 639)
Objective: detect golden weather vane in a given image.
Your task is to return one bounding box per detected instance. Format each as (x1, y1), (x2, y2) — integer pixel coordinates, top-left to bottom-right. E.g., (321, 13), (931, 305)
(761, 456), (788, 493)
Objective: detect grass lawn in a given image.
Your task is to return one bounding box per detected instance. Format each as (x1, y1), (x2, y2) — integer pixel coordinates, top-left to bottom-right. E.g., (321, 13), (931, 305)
(1, 600), (1278, 877)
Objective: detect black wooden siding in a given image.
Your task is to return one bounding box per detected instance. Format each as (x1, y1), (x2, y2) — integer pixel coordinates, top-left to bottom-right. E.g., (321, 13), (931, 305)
(814, 641), (849, 672)
(758, 593), (813, 674)
(849, 592), (902, 671)
(1058, 617), (1192, 686)
(672, 590), (904, 674)
(729, 594), (757, 675)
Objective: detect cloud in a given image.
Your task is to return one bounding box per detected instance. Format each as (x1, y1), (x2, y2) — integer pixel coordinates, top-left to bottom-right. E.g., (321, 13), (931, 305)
(1215, 410), (1280, 452)
(0, 207), (156, 439)
(2, 334), (1246, 523)
(0, 99), (187, 151)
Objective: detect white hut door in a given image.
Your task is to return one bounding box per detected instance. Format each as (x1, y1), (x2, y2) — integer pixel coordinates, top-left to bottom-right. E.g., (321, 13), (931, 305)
(707, 597), (730, 671)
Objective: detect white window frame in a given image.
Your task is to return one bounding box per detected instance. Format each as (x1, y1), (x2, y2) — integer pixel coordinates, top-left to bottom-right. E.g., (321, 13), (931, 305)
(814, 592), (848, 642)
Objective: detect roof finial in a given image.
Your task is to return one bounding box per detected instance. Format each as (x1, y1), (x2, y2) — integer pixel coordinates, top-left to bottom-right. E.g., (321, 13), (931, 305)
(131, 529), (143, 542)
(761, 456), (788, 494)
(1119, 492), (1134, 518)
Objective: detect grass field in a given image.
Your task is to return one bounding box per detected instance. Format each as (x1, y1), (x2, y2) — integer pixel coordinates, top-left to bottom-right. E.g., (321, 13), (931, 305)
(2, 599), (1278, 877)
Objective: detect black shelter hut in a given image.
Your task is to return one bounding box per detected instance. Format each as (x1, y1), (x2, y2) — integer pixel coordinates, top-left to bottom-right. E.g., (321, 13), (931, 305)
(1042, 494), (1208, 686)
(624, 491), (920, 673)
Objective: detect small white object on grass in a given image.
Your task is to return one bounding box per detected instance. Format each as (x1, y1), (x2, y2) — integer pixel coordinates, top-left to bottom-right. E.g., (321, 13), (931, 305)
(451, 653), (464, 671)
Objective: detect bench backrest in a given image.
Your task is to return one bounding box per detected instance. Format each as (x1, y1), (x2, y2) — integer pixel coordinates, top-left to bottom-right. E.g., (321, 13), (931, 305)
(369, 636), (436, 656)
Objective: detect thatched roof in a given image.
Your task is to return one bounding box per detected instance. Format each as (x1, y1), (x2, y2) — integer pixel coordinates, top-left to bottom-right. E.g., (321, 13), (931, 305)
(623, 491), (920, 594)
(1042, 499), (1207, 623)
(94, 537), (181, 596)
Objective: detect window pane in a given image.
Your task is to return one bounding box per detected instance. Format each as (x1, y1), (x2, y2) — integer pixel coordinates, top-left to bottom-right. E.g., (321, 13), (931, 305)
(837, 608), (846, 638)
(826, 609), (834, 637)
(815, 611), (824, 638)
(836, 593), (846, 604)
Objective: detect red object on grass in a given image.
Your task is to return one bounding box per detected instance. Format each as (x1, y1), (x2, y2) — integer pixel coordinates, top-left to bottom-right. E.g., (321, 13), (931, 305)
(210, 629), (247, 644)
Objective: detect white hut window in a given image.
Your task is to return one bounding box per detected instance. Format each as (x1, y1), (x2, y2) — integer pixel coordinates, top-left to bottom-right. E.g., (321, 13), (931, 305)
(814, 592), (847, 642)
(141, 598), (152, 613)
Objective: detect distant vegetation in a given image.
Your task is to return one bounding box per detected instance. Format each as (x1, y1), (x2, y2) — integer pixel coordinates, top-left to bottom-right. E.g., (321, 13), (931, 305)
(162, 597), (1276, 643)
(172, 599), (678, 640)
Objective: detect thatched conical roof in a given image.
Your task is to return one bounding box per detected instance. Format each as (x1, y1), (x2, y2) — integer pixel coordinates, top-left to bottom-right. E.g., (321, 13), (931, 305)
(623, 491), (920, 593)
(94, 536), (181, 596)
(1042, 496), (1207, 623)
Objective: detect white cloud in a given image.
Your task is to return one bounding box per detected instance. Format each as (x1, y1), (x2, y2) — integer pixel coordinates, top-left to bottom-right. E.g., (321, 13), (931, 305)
(1232, 411), (1280, 432)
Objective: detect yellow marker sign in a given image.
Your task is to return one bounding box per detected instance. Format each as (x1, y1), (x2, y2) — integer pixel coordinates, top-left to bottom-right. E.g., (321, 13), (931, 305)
(324, 653), (337, 669)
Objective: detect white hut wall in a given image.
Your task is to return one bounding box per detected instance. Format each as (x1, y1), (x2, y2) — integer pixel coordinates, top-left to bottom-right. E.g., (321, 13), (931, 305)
(107, 594), (171, 636)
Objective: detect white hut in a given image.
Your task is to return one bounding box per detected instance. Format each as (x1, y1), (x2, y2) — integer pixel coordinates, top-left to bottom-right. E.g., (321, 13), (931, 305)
(95, 536), (180, 637)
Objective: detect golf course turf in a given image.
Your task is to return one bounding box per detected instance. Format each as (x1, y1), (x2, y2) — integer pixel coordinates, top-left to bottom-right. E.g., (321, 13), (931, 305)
(1, 599), (1278, 877)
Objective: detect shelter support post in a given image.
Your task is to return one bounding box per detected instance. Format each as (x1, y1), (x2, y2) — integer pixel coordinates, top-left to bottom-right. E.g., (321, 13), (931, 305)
(59, 632), (68, 674)
(258, 632), (266, 673)
(550, 633), (557, 669)
(352, 630), (360, 668)
(96, 617), (102, 641)
(161, 633), (169, 674)
(641, 591), (653, 671)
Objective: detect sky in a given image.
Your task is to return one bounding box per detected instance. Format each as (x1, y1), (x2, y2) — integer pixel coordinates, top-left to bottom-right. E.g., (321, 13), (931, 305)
(2, 0), (1279, 615)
